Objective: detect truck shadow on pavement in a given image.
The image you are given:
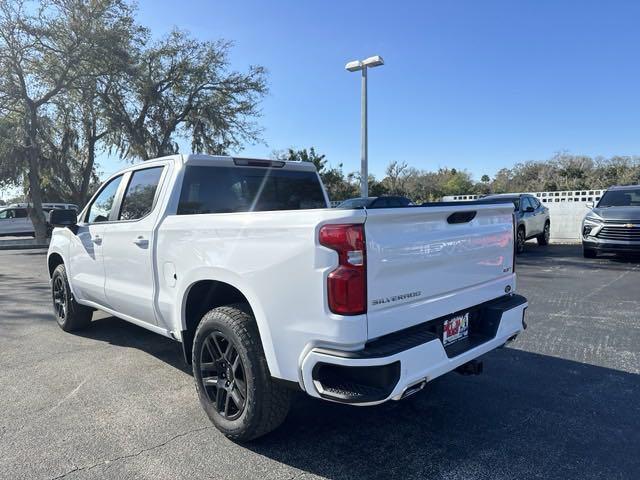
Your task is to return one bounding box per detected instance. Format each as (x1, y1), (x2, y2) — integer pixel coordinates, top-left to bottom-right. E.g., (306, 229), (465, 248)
(75, 315), (192, 375)
(76, 316), (640, 479)
(247, 347), (640, 480)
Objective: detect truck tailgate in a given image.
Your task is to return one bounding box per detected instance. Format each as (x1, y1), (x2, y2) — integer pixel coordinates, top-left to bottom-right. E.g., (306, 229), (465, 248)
(365, 204), (516, 339)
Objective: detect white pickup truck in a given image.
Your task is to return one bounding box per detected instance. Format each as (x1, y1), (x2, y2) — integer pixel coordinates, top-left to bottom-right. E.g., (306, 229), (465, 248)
(47, 154), (527, 441)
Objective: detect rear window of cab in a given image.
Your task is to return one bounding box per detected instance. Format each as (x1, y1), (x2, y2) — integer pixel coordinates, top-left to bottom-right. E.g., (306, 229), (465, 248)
(178, 166), (326, 214)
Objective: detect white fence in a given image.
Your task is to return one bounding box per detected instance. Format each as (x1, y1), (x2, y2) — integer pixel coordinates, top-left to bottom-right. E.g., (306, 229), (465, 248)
(444, 189), (605, 204)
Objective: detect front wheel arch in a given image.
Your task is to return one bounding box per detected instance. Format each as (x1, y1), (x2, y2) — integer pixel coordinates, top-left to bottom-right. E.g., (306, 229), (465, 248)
(48, 252), (64, 278)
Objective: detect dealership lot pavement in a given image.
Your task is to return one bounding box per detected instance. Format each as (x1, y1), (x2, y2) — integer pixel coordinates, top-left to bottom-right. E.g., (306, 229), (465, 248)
(0, 245), (638, 480)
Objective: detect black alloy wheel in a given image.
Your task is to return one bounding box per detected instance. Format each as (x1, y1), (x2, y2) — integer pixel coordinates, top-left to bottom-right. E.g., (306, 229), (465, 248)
(516, 228), (526, 254)
(52, 275), (67, 322)
(199, 331), (247, 420)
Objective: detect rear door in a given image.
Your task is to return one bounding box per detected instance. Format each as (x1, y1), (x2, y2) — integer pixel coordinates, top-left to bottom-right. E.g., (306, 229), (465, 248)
(12, 208), (31, 234)
(364, 204), (516, 339)
(103, 165), (167, 324)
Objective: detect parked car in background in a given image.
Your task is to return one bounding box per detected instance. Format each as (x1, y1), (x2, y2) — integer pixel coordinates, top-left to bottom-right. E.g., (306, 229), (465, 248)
(337, 195), (413, 209)
(582, 185), (640, 258)
(0, 203), (78, 237)
(47, 154), (526, 441)
(482, 194), (550, 253)
(0, 206), (32, 237)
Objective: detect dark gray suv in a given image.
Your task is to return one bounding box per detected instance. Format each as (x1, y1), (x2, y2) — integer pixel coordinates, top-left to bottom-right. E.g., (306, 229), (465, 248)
(483, 194), (551, 253)
(582, 185), (640, 258)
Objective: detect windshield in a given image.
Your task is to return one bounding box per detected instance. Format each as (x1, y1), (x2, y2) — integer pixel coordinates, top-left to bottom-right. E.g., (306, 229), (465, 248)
(485, 196), (519, 210)
(597, 188), (640, 207)
(339, 198), (372, 209)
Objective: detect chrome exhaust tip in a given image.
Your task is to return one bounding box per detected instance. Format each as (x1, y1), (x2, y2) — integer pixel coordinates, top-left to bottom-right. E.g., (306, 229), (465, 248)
(401, 379), (427, 399)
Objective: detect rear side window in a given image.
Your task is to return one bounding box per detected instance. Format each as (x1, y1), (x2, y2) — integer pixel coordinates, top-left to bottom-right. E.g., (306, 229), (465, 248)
(177, 166), (326, 214)
(119, 167), (164, 220)
(14, 208), (28, 218)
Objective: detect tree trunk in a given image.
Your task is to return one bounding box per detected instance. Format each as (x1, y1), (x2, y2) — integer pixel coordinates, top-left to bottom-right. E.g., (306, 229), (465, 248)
(25, 108), (48, 244)
(26, 151), (48, 243)
(79, 119), (96, 207)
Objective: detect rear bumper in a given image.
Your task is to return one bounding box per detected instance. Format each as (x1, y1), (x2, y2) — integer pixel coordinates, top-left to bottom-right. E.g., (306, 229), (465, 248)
(300, 294), (527, 405)
(583, 239), (640, 253)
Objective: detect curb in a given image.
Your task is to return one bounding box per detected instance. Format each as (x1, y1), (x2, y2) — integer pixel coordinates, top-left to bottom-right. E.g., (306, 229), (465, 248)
(0, 244), (49, 251)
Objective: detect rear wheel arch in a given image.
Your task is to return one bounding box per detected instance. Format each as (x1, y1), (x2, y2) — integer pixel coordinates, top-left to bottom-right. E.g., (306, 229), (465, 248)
(181, 280), (264, 366)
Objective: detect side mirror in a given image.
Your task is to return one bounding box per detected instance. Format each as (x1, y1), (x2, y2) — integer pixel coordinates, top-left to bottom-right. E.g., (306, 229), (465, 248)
(585, 201), (594, 209)
(49, 209), (78, 231)
(525, 206), (535, 213)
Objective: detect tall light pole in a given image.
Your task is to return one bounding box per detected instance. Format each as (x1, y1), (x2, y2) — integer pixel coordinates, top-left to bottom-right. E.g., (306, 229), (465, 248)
(345, 55), (384, 198)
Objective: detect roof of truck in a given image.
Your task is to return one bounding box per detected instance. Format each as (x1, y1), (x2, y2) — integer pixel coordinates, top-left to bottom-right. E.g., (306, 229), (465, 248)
(182, 154), (317, 170)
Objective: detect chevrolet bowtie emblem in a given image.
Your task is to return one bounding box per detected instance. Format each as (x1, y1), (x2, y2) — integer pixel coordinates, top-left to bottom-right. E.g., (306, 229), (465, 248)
(626, 224), (634, 228)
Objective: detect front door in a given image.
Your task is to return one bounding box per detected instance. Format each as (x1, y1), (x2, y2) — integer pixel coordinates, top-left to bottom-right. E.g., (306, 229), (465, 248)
(68, 174), (124, 305)
(103, 165), (166, 324)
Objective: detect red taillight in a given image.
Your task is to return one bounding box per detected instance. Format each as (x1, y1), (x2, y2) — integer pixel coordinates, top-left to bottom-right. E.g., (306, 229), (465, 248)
(319, 224), (367, 315)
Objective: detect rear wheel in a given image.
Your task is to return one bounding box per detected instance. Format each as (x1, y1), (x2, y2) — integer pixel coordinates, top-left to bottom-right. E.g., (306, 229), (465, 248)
(51, 264), (93, 331)
(192, 304), (291, 442)
(583, 247), (597, 258)
(516, 227), (526, 254)
(537, 221), (550, 246)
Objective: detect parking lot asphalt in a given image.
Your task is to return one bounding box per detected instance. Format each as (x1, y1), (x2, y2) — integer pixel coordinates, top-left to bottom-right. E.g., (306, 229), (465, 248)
(0, 245), (639, 480)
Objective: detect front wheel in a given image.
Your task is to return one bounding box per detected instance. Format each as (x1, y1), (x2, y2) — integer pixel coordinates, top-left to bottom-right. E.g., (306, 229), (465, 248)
(537, 222), (550, 246)
(51, 264), (93, 331)
(583, 247), (597, 258)
(192, 304), (291, 442)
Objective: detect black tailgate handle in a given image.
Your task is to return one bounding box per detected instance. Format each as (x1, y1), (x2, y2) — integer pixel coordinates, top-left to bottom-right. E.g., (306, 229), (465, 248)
(447, 211), (477, 224)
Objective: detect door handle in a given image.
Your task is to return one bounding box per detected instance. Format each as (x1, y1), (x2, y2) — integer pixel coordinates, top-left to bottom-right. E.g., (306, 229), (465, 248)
(133, 236), (149, 247)
(92, 235), (102, 245)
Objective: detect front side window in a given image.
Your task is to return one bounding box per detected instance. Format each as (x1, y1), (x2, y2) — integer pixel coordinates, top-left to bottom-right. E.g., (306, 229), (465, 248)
(0, 209), (11, 219)
(86, 175), (123, 223)
(598, 188), (640, 207)
(119, 167), (164, 221)
(177, 166), (326, 215)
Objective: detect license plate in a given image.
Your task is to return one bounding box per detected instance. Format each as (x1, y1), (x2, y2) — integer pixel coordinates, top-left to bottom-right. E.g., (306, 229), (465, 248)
(443, 312), (469, 346)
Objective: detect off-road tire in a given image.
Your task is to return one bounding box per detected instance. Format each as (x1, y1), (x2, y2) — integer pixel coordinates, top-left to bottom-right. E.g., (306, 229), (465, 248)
(516, 227), (526, 254)
(537, 221), (550, 246)
(192, 304), (291, 442)
(51, 264), (93, 331)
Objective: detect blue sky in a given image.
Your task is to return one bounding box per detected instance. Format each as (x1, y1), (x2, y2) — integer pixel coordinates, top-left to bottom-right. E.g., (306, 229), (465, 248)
(106, 0), (640, 180)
